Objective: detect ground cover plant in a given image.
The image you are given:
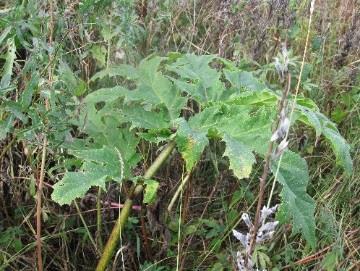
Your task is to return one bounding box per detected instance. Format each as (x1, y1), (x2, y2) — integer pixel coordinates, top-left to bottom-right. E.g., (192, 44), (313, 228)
(0, 0), (359, 270)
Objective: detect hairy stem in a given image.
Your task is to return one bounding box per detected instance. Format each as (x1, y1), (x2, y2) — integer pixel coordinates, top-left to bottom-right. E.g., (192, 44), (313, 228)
(96, 140), (176, 271)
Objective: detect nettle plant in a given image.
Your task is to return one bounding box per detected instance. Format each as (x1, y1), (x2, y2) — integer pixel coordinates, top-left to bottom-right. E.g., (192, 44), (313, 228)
(51, 53), (352, 267)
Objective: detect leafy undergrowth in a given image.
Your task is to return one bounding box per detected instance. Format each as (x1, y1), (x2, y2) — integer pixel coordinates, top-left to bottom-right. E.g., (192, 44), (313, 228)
(0, 1), (359, 271)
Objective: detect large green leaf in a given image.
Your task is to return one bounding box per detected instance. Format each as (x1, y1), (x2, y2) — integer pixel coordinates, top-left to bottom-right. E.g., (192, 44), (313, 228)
(149, 73), (186, 121)
(177, 103), (274, 180)
(175, 118), (209, 172)
(122, 56), (187, 122)
(272, 151), (316, 248)
(52, 146), (123, 205)
(78, 121), (139, 176)
(138, 56), (164, 84)
(122, 104), (170, 130)
(167, 54), (223, 103)
(188, 104), (274, 155)
(168, 54), (218, 89)
(76, 86), (129, 136)
(222, 134), (256, 179)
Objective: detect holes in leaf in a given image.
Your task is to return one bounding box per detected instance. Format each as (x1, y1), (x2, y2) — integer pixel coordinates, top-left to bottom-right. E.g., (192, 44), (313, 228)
(95, 101), (105, 111)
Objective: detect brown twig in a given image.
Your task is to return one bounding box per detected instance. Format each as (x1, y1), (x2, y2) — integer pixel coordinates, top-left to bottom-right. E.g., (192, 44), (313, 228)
(36, 137), (47, 271)
(36, 1), (54, 269)
(282, 245), (331, 270)
(140, 211), (151, 260)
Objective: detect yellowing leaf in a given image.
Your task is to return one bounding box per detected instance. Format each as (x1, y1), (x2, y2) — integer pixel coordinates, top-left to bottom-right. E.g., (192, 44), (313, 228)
(176, 118), (208, 172)
(222, 134), (256, 179)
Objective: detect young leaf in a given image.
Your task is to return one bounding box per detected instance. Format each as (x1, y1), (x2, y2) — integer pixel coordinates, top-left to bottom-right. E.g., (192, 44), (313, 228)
(222, 134), (256, 179)
(143, 179), (159, 204)
(296, 104), (322, 137)
(272, 151), (316, 248)
(0, 115), (14, 140)
(0, 27), (11, 46)
(228, 89), (278, 106)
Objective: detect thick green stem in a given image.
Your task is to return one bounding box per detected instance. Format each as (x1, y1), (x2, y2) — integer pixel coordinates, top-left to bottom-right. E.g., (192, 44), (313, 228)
(95, 141), (176, 271)
(95, 198), (133, 271)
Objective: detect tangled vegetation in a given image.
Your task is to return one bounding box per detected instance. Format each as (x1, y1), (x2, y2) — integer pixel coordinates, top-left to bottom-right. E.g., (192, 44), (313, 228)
(0, 1), (359, 270)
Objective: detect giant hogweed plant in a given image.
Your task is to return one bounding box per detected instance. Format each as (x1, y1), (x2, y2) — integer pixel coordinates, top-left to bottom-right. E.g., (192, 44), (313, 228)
(49, 53), (352, 268)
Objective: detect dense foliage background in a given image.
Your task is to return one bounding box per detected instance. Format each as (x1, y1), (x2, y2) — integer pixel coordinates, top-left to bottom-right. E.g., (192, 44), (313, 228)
(0, 0), (359, 270)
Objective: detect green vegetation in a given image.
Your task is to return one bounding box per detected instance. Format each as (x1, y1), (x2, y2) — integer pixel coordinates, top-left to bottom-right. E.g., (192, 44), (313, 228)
(1, 1), (359, 270)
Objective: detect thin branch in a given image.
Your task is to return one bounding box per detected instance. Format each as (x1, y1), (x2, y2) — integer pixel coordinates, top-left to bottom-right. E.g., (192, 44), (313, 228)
(74, 200), (99, 255)
(36, 136), (47, 271)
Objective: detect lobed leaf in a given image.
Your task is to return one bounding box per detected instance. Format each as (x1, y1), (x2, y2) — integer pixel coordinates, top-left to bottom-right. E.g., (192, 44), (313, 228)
(52, 146), (123, 205)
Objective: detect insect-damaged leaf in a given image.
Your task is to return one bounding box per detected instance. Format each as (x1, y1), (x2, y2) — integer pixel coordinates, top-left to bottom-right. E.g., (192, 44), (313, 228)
(222, 134), (256, 179)
(175, 118), (209, 172)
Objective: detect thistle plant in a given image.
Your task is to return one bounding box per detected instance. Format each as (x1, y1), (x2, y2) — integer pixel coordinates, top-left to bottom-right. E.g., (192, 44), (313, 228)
(233, 205), (279, 270)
